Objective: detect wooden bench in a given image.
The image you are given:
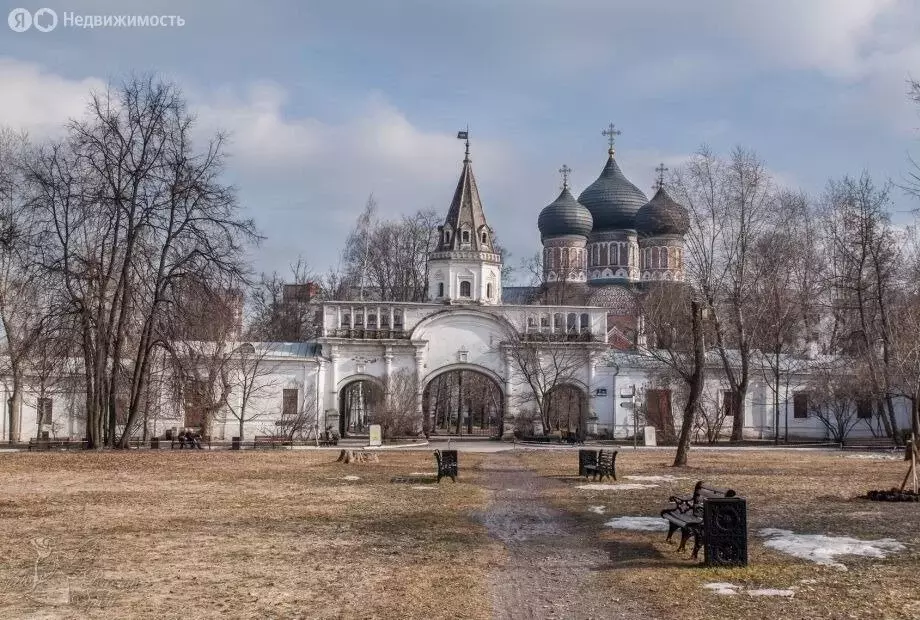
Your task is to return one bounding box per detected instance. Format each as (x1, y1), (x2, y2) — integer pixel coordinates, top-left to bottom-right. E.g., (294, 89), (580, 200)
(253, 435), (290, 449)
(583, 449), (617, 481)
(661, 480), (736, 559)
(434, 449), (458, 483)
(27, 438), (87, 451)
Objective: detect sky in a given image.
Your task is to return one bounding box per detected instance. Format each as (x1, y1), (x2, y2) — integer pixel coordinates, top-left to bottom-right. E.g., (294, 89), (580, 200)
(1, 0), (920, 282)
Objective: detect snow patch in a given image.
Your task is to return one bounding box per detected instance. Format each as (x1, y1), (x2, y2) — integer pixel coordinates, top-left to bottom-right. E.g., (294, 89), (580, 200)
(703, 583), (740, 596)
(409, 472), (433, 475)
(342, 475), (361, 481)
(576, 483), (659, 491)
(411, 486), (437, 490)
(843, 453), (900, 461)
(604, 516), (669, 532)
(589, 505), (606, 515)
(759, 528), (906, 570)
(625, 475), (688, 482)
(748, 589), (795, 597)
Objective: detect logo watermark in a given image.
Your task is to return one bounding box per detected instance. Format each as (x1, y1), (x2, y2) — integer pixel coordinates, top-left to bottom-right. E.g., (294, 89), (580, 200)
(8, 8), (184, 32)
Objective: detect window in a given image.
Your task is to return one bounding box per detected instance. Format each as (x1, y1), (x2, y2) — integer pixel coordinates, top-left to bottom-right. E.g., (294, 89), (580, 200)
(580, 313), (589, 331)
(438, 282), (444, 298)
(355, 312), (364, 327)
(567, 313), (577, 332)
(462, 230), (470, 243)
(553, 313), (563, 329)
(651, 247), (659, 269)
(486, 283), (493, 298)
(380, 312), (390, 328)
(37, 397), (52, 426)
(367, 313), (377, 328)
(793, 392), (809, 418)
(661, 248), (669, 268)
(481, 232), (487, 243)
(343, 313), (351, 328)
(722, 391), (738, 418)
(856, 398), (873, 419)
(460, 280), (472, 297)
(444, 230), (451, 244)
(540, 315), (550, 328)
(527, 316), (537, 328)
(393, 309), (404, 328)
(282, 389), (298, 417)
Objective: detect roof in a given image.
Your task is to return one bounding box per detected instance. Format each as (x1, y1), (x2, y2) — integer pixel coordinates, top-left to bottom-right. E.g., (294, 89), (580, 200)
(577, 153), (648, 231)
(435, 155), (494, 252)
(636, 187), (690, 236)
(538, 186), (593, 240)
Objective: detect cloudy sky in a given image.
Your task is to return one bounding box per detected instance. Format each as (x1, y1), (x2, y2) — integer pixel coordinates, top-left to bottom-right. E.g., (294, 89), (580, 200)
(2, 0), (920, 281)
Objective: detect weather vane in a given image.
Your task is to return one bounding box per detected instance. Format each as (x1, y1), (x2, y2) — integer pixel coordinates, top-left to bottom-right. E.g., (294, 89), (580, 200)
(654, 163), (669, 191)
(601, 123), (621, 154)
(559, 164), (572, 190)
(457, 126), (470, 161)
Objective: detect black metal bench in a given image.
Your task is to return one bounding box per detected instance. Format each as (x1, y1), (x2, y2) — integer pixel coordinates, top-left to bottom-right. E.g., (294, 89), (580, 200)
(169, 435), (211, 450)
(661, 480), (747, 566)
(583, 449), (617, 481)
(253, 435), (290, 449)
(434, 449), (458, 483)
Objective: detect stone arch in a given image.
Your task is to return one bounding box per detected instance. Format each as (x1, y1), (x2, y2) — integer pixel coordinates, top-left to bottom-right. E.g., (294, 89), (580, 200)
(422, 363), (504, 437)
(336, 374), (387, 437)
(545, 382), (590, 438)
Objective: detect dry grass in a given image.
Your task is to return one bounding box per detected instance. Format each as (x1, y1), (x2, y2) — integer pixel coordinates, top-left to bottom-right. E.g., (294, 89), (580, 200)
(0, 450), (501, 619)
(520, 448), (920, 620)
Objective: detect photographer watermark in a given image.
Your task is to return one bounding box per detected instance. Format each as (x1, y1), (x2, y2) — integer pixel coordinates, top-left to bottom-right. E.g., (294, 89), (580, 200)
(8, 8), (184, 32)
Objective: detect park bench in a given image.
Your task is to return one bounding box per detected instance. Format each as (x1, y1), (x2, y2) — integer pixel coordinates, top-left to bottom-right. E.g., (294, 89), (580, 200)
(434, 449), (458, 483)
(253, 435), (290, 449)
(27, 438), (87, 451)
(168, 435), (211, 450)
(841, 436), (898, 451)
(660, 480), (747, 566)
(318, 431), (339, 447)
(583, 449), (617, 481)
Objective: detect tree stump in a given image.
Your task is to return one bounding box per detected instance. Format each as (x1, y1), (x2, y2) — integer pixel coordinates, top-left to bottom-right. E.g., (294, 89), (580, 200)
(336, 449), (379, 464)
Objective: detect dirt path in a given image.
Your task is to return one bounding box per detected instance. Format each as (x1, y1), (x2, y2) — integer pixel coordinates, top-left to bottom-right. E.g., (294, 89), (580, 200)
(474, 452), (651, 620)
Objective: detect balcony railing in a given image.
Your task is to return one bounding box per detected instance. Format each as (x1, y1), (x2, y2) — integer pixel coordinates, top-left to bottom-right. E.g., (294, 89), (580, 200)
(328, 327), (408, 340)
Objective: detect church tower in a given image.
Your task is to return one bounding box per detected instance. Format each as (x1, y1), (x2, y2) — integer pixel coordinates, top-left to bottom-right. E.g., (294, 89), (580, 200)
(428, 134), (503, 305)
(538, 165), (593, 284)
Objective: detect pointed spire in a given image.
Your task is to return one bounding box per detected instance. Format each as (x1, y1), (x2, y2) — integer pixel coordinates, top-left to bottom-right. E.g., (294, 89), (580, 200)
(436, 148), (494, 253)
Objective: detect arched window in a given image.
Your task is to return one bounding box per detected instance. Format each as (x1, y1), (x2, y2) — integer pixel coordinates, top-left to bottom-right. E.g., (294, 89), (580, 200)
(481, 231), (487, 244)
(562, 247), (569, 269)
(580, 313), (590, 331)
(651, 247), (659, 269)
(437, 282), (444, 298)
(486, 283), (493, 298)
(343, 313), (351, 327)
(600, 244), (608, 265)
(567, 313), (577, 332)
(444, 230), (451, 244)
(553, 313), (563, 329)
(462, 230), (470, 243)
(460, 280), (472, 297)
(368, 313), (377, 328)
(661, 247), (669, 268)
(393, 309), (404, 328)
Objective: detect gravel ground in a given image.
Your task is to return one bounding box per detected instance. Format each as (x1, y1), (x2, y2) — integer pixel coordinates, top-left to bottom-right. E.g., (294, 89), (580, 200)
(475, 452), (651, 620)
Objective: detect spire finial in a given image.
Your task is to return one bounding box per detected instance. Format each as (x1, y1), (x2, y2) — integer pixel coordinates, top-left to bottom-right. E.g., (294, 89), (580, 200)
(601, 122), (621, 155)
(457, 126), (470, 162)
(558, 164), (572, 190)
(654, 162), (669, 191)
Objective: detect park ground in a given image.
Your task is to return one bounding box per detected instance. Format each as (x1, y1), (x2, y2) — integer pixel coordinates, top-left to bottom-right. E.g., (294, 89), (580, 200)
(0, 446), (917, 619)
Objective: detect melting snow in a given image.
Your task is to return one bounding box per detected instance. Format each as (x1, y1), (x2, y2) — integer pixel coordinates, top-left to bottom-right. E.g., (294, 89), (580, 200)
(843, 454), (900, 461)
(342, 475), (361, 481)
(576, 483), (659, 491)
(625, 475), (688, 482)
(759, 528), (905, 570)
(589, 505), (606, 515)
(703, 583), (740, 596)
(604, 516), (669, 531)
(748, 589), (795, 597)
(411, 486), (437, 490)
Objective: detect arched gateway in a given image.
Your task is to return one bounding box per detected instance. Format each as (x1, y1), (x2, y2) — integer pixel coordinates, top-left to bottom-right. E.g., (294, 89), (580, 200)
(423, 365), (504, 437)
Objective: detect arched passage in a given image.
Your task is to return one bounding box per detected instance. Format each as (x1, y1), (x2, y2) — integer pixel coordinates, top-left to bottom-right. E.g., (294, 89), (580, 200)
(422, 365), (504, 438)
(337, 376), (386, 437)
(545, 383), (589, 438)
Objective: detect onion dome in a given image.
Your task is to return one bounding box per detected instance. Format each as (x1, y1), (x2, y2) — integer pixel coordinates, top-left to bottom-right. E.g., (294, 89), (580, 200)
(636, 186), (690, 236)
(538, 186), (593, 241)
(577, 153), (648, 231)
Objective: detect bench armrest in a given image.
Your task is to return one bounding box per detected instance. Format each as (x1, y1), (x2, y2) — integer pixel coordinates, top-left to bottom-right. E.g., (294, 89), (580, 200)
(668, 495), (694, 511)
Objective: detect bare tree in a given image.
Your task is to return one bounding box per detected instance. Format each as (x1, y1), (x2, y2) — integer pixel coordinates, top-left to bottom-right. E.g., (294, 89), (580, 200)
(224, 342), (279, 440)
(805, 361), (864, 443)
(249, 258), (321, 341)
(375, 369), (419, 439)
(27, 76), (258, 448)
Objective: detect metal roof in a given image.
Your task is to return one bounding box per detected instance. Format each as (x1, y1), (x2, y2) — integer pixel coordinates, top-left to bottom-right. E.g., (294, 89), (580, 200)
(538, 187), (593, 240)
(577, 154), (648, 231)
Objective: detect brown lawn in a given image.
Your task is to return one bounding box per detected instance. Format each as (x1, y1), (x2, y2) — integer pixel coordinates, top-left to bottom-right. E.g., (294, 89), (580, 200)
(520, 448), (920, 620)
(0, 447), (917, 619)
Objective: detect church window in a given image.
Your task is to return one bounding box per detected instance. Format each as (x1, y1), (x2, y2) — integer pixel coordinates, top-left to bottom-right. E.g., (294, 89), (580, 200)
(661, 248), (669, 268)
(553, 313), (563, 330)
(460, 280), (472, 297)
(487, 283), (493, 298)
(793, 392), (809, 418)
(444, 230), (451, 244)
(367, 313), (377, 328)
(600, 244), (608, 265)
(651, 247), (659, 269)
(481, 231), (487, 244)
(567, 313), (577, 332)
(380, 312), (390, 327)
(462, 230), (470, 243)
(393, 309), (404, 328)
(580, 313), (590, 332)
(438, 282), (444, 298)
(562, 247), (569, 269)
(343, 313), (351, 328)
(355, 312), (364, 327)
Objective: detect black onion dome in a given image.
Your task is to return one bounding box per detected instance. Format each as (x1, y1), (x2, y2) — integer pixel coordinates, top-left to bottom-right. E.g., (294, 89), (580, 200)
(538, 187), (593, 241)
(636, 186), (690, 236)
(577, 154), (648, 231)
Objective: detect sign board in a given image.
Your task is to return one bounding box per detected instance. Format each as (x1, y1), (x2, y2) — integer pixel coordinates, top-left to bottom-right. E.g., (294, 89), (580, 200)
(594, 388), (608, 397)
(369, 424), (382, 447)
(643, 426), (657, 447)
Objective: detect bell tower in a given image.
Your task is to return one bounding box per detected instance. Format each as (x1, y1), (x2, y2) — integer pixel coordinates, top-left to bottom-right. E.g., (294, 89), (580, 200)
(428, 131), (503, 305)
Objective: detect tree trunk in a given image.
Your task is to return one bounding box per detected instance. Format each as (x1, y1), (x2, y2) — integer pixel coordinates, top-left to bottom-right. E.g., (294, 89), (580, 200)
(674, 301), (706, 467)
(7, 372), (22, 443)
